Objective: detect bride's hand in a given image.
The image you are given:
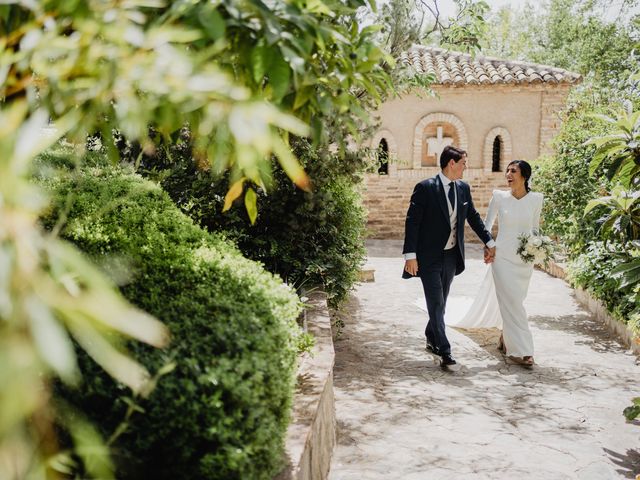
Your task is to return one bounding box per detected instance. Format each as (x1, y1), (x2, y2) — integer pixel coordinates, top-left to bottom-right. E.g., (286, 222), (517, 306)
(483, 246), (496, 264)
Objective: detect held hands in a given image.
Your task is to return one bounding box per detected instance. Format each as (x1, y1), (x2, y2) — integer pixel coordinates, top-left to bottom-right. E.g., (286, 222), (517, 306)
(484, 246), (496, 264)
(406, 247), (495, 271)
(404, 258), (419, 276)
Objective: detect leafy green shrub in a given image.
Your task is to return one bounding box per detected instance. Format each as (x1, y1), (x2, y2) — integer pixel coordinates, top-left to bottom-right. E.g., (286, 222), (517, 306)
(141, 138), (370, 308)
(39, 163), (302, 480)
(535, 80), (640, 333)
(567, 242), (638, 332)
(532, 85), (614, 254)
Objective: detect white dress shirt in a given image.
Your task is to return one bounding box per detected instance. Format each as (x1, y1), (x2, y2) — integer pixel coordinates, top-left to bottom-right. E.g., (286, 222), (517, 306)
(440, 172), (458, 250)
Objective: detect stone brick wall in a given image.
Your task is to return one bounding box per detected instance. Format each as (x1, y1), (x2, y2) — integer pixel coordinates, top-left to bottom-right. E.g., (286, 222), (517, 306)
(364, 168), (508, 240)
(539, 85), (572, 156)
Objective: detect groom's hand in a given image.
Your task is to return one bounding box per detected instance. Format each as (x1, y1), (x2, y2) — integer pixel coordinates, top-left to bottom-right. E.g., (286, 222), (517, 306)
(404, 259), (419, 276)
(484, 246), (496, 264)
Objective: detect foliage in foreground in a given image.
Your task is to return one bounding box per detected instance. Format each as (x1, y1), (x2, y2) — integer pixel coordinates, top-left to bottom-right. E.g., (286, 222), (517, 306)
(0, 0), (393, 473)
(587, 97), (640, 423)
(0, 106), (171, 479)
(39, 159), (302, 480)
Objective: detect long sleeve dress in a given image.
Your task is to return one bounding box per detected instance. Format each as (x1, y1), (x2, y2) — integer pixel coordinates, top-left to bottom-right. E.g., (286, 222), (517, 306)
(446, 189), (543, 357)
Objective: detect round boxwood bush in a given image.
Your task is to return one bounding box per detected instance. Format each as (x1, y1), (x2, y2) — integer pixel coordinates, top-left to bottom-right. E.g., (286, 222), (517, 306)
(39, 163), (302, 479)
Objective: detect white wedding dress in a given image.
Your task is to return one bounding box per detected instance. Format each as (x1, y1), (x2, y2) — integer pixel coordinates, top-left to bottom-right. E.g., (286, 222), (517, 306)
(446, 189), (543, 357)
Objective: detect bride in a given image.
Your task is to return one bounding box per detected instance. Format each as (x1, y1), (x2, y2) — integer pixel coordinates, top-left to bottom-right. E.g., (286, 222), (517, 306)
(447, 160), (543, 367)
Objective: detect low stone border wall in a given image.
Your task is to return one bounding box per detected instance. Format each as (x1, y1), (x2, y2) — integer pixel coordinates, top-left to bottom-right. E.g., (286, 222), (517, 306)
(539, 261), (640, 356)
(276, 291), (336, 480)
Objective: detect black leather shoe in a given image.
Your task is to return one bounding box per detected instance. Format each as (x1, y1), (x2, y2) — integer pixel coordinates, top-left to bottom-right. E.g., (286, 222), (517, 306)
(441, 354), (456, 365)
(440, 354), (460, 371)
(425, 341), (439, 355)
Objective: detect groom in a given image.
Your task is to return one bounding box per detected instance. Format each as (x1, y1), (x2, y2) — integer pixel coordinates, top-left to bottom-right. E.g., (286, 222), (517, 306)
(403, 145), (495, 370)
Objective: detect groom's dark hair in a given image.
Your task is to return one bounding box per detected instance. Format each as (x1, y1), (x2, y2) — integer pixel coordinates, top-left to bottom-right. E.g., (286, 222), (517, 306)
(440, 145), (467, 169)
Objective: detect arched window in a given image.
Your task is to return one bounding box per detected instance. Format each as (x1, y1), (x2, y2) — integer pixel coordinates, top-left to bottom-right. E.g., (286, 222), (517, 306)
(377, 138), (389, 175)
(492, 136), (503, 172)
(483, 128), (512, 173)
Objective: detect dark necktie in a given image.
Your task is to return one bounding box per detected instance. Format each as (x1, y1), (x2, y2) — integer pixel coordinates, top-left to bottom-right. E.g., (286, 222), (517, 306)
(448, 181), (455, 210)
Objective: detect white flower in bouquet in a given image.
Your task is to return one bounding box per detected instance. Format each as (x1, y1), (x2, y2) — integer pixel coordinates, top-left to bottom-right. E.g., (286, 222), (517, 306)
(517, 232), (555, 266)
(534, 252), (547, 264)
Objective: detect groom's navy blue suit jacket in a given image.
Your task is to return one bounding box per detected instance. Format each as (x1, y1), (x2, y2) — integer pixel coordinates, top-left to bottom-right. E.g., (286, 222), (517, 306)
(402, 175), (492, 278)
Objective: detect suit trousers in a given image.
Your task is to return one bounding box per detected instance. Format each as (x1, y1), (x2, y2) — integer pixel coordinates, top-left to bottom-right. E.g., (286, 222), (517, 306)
(419, 248), (458, 356)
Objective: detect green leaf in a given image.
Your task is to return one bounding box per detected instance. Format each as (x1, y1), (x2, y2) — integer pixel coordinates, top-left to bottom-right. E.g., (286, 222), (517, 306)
(157, 361), (177, 377)
(66, 315), (151, 394)
(244, 187), (258, 224)
(611, 258), (640, 287)
(48, 452), (78, 476)
(605, 154), (627, 181)
(280, 45), (305, 73)
(223, 177), (245, 212)
(250, 41), (275, 85)
(156, 26), (203, 43)
(25, 295), (79, 385)
(584, 197), (609, 215)
(293, 86), (313, 110)
(583, 134), (626, 148)
(60, 405), (114, 480)
(310, 116), (323, 145)
(197, 5), (225, 41)
(629, 110), (640, 129)
(359, 24), (383, 37)
(47, 242), (169, 348)
(271, 135), (309, 191)
(588, 152), (608, 177)
(14, 109), (75, 171)
(268, 108), (309, 137)
(306, 0), (334, 16)
(612, 156), (637, 188)
(269, 53), (291, 102)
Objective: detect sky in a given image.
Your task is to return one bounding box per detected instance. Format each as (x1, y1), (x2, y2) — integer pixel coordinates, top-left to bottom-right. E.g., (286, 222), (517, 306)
(436, 0), (525, 16)
(435, 0), (639, 22)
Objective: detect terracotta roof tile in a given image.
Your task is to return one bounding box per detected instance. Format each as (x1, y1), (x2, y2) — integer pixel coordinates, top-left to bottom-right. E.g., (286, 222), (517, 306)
(400, 46), (582, 86)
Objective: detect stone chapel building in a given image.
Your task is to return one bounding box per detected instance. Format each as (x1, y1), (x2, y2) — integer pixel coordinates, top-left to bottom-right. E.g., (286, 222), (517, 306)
(365, 45), (581, 240)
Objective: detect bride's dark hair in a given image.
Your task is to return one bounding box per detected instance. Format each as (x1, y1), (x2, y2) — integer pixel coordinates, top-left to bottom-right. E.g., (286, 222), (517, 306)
(507, 160), (532, 192)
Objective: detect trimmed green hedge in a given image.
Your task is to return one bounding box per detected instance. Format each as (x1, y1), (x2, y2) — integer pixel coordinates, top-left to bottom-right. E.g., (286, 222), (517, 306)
(39, 162), (301, 479)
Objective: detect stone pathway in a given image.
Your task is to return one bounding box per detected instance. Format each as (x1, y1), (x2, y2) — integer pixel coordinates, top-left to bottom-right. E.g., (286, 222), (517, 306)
(329, 240), (640, 480)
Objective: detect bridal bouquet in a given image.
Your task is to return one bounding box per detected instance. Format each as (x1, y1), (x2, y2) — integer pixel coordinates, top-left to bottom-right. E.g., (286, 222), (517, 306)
(517, 232), (555, 266)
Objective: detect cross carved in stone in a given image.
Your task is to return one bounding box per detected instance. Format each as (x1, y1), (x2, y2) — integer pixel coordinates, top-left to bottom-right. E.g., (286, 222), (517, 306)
(426, 126), (453, 162)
